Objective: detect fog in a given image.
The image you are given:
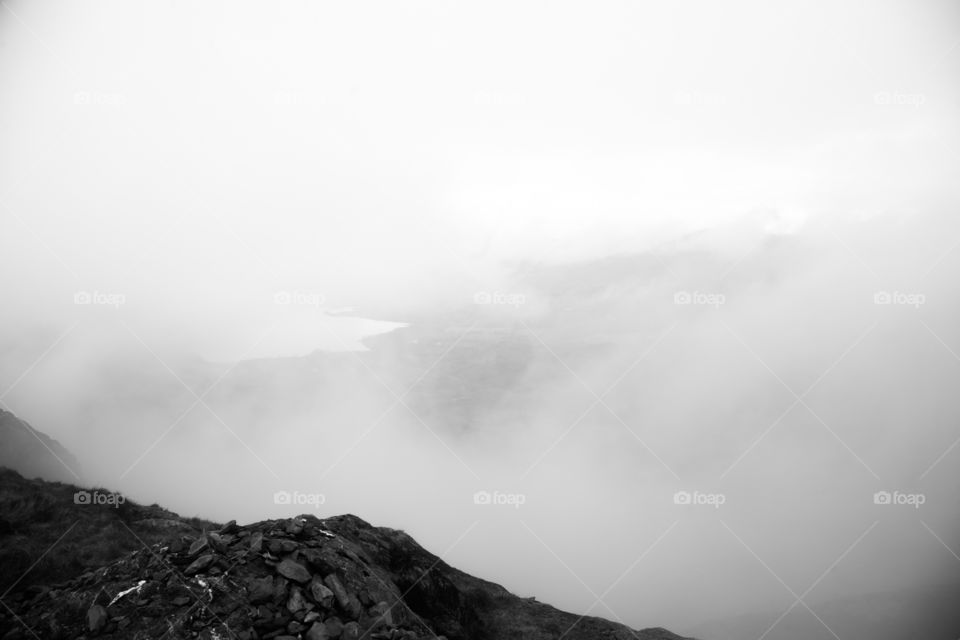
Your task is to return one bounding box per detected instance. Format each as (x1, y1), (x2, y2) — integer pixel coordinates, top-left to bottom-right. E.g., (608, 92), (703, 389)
(2, 0), (959, 636)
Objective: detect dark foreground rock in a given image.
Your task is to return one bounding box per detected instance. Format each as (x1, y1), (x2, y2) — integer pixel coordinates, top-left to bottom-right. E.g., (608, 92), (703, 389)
(0, 508), (692, 640)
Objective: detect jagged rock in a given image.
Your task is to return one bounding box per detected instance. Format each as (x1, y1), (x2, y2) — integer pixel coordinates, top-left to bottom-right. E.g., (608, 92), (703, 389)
(184, 554), (215, 575)
(249, 531), (264, 552)
(188, 537), (209, 556)
(285, 519), (304, 536)
(324, 574), (362, 620)
(309, 578), (335, 608)
(287, 585), (307, 613)
(206, 532), (227, 553)
(220, 520), (239, 534)
(276, 558), (311, 583)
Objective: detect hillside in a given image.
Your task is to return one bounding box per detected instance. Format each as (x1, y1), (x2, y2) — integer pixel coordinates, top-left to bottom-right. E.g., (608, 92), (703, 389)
(0, 409), (81, 484)
(0, 467), (218, 596)
(0, 469), (692, 640)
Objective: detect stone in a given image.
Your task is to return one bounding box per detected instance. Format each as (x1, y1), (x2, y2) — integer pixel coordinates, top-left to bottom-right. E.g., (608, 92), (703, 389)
(323, 616), (344, 638)
(369, 601), (393, 627)
(219, 520), (239, 534)
(301, 548), (338, 575)
(309, 578), (335, 608)
(324, 574), (362, 621)
(287, 586), (307, 613)
(287, 620), (305, 634)
(184, 554), (215, 575)
(273, 576), (290, 602)
(206, 532), (227, 553)
(249, 531), (264, 552)
(341, 621), (361, 640)
(87, 605), (108, 632)
(248, 576), (275, 604)
(188, 537), (208, 556)
(276, 558), (312, 583)
(305, 622), (332, 640)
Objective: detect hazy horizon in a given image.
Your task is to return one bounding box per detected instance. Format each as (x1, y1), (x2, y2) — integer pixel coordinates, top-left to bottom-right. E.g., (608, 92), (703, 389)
(2, 1), (959, 638)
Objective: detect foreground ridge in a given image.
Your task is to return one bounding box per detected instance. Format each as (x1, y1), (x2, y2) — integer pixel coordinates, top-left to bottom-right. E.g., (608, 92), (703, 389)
(0, 471), (693, 640)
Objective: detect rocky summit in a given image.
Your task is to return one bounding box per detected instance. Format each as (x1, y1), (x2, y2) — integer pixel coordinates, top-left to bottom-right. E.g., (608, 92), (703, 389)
(0, 507), (691, 640)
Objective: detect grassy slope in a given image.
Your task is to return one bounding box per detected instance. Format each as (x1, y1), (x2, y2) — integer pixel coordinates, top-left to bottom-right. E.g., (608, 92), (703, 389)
(0, 467), (218, 595)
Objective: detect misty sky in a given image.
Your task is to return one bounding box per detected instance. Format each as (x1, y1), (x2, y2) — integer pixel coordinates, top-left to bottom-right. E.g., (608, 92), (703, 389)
(1, 1), (959, 637)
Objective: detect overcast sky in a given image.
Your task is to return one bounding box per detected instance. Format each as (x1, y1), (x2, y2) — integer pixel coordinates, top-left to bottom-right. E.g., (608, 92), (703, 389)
(1, 1), (959, 637)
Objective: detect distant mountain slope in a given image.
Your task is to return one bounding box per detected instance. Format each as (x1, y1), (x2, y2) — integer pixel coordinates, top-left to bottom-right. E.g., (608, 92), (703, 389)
(0, 409), (81, 483)
(0, 471), (692, 640)
(683, 583), (960, 640)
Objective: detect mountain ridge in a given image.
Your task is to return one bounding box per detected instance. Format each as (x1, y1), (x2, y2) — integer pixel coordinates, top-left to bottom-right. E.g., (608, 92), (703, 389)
(0, 467), (693, 640)
(0, 409), (82, 484)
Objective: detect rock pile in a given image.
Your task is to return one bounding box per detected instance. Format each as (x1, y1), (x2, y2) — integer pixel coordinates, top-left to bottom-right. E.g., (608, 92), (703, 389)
(1, 514), (441, 640)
